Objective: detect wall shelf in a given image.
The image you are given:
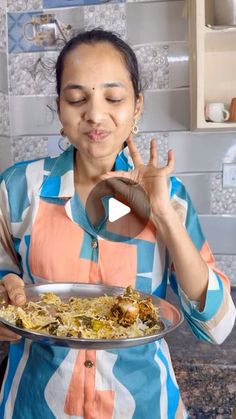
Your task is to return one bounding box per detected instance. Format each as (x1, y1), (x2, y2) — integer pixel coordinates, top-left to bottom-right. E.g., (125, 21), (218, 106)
(188, 0), (236, 131)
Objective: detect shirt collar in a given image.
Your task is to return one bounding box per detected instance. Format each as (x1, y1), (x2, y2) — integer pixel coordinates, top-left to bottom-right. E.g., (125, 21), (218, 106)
(39, 144), (133, 199)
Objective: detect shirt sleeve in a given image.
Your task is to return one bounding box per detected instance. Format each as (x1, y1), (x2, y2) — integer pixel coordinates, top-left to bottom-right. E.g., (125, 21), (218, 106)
(168, 176), (236, 344)
(0, 172), (22, 279)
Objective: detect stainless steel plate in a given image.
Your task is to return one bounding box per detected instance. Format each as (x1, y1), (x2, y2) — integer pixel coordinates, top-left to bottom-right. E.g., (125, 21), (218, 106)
(0, 283), (183, 349)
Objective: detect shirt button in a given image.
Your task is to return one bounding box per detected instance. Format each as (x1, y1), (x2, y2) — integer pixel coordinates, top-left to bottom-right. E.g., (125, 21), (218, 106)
(91, 239), (98, 249)
(84, 360), (94, 368)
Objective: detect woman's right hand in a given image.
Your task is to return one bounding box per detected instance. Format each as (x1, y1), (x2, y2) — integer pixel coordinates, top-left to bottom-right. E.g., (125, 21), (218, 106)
(0, 274), (26, 342)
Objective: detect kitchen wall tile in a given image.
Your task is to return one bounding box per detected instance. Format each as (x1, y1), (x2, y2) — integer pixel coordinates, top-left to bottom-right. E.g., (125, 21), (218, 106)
(48, 7), (84, 32)
(11, 135), (48, 162)
(9, 95), (60, 136)
(177, 173), (211, 214)
(140, 89), (190, 132)
(168, 42), (189, 89)
(0, 8), (7, 50)
(9, 52), (57, 95)
(8, 11), (74, 53)
(43, 0), (111, 7)
(134, 44), (169, 90)
(0, 52), (8, 94)
(199, 215), (236, 255)
(0, 1), (6, 8)
(169, 131), (236, 173)
(134, 42), (189, 91)
(83, 3), (126, 38)
(211, 172), (236, 215)
(0, 137), (12, 172)
(135, 132), (169, 165)
(7, 0), (43, 11)
(214, 255), (236, 286)
(0, 93), (10, 136)
(126, 1), (187, 45)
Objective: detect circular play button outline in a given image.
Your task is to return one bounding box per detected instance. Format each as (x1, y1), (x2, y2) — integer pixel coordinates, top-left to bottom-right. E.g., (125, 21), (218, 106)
(85, 177), (151, 242)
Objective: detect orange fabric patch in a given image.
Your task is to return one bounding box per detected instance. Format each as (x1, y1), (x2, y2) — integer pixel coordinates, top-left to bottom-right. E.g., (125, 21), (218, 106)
(98, 240), (137, 288)
(29, 200), (100, 282)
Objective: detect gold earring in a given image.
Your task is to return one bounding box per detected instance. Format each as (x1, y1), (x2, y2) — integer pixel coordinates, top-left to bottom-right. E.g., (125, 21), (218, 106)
(131, 120), (139, 135)
(60, 128), (65, 137)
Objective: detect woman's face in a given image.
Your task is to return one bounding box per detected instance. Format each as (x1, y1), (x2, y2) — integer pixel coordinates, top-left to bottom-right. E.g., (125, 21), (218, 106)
(57, 42), (143, 161)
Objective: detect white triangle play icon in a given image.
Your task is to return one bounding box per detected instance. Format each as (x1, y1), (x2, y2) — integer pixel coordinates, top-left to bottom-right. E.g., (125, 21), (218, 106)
(108, 197), (131, 222)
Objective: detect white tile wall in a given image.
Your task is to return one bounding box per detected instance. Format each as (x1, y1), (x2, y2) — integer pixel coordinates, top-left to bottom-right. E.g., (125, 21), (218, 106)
(9, 96), (60, 136)
(0, 51), (8, 93)
(0, 136), (12, 172)
(140, 89), (190, 131)
(127, 1), (187, 44)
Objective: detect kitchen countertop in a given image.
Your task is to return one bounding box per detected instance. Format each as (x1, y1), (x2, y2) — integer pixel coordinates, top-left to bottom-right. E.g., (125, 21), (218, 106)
(166, 287), (236, 419)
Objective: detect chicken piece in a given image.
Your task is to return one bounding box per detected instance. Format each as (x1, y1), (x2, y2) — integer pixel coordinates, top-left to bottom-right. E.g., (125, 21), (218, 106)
(111, 296), (139, 326)
(138, 298), (158, 326)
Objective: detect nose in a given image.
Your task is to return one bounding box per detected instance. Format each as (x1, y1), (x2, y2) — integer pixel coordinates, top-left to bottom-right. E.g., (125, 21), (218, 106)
(83, 95), (107, 125)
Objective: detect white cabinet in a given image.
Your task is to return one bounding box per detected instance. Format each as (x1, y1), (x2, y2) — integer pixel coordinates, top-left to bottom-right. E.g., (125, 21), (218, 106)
(188, 0), (236, 130)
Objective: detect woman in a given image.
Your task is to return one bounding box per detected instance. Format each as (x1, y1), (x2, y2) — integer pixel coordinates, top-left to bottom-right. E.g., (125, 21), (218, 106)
(0, 29), (235, 418)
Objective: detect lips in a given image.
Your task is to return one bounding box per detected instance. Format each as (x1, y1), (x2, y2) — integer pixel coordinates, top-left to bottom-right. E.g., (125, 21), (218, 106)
(86, 130), (110, 142)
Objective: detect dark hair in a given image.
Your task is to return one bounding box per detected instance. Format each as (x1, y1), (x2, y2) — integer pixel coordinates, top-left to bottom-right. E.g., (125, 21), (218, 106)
(55, 28), (142, 99)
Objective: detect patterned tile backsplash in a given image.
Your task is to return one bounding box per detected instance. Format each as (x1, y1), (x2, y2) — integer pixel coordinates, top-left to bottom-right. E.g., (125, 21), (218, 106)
(8, 11), (73, 53)
(215, 255), (236, 286)
(11, 135), (48, 162)
(7, 0), (43, 11)
(0, 8), (7, 50)
(211, 172), (236, 215)
(9, 52), (58, 95)
(135, 132), (169, 166)
(134, 44), (169, 90)
(84, 3), (126, 37)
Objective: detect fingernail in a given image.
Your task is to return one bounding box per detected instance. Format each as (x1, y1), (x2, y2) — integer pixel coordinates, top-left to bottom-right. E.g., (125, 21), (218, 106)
(15, 295), (25, 305)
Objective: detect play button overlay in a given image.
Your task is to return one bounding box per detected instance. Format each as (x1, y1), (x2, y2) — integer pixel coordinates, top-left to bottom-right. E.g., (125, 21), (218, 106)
(108, 197), (131, 222)
(85, 177), (151, 242)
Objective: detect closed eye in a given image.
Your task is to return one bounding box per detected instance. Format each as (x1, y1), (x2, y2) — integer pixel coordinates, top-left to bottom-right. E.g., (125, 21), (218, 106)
(68, 98), (86, 105)
(107, 98), (123, 103)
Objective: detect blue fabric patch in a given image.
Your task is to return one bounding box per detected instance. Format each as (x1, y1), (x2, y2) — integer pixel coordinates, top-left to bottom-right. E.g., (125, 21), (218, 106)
(153, 280), (167, 299)
(0, 340), (25, 417)
(182, 312), (213, 343)
(40, 175), (61, 197)
(135, 276), (152, 294)
(3, 165), (30, 223)
(24, 235), (35, 283)
(48, 146), (74, 177)
(137, 240), (155, 273)
(190, 275), (223, 322)
(111, 344), (162, 419)
(12, 343), (70, 419)
(114, 150), (132, 171)
(156, 344), (180, 419)
(80, 231), (98, 262)
(0, 269), (20, 279)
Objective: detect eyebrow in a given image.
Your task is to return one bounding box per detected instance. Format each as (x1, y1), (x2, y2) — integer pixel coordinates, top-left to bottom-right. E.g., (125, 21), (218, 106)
(63, 82), (126, 92)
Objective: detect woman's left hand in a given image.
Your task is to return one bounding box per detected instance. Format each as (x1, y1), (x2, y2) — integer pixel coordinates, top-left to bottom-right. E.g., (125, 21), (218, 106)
(101, 135), (174, 221)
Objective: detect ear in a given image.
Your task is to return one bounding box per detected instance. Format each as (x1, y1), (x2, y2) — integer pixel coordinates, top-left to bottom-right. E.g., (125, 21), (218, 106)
(134, 93), (143, 121)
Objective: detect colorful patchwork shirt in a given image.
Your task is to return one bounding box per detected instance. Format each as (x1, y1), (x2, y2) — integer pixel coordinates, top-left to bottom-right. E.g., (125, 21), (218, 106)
(0, 146), (235, 419)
